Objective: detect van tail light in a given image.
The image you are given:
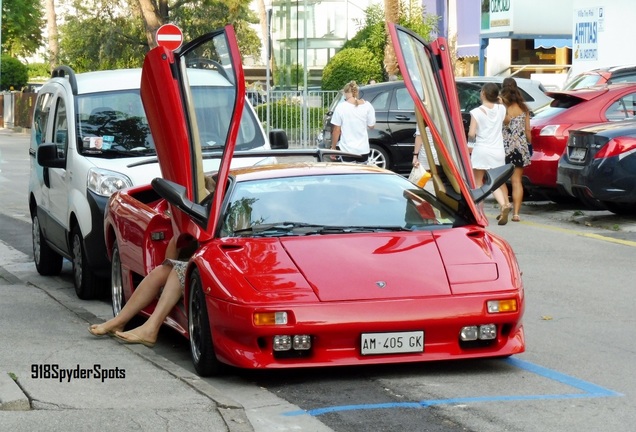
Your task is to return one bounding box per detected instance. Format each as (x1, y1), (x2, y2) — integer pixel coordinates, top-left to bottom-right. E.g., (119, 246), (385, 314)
(594, 137), (636, 159)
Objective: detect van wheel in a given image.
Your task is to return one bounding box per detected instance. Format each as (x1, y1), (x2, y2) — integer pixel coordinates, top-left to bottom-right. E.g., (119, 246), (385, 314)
(111, 242), (126, 317)
(32, 214), (63, 275)
(368, 144), (389, 170)
(71, 225), (103, 299)
(188, 269), (224, 376)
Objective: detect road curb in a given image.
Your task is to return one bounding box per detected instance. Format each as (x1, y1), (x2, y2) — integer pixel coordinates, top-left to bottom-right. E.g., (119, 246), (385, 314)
(0, 372), (30, 411)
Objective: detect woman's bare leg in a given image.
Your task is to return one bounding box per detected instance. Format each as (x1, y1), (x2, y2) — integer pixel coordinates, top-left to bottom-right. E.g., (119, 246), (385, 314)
(473, 169), (485, 187)
(511, 167), (524, 217)
(114, 269), (183, 345)
(89, 264), (172, 335)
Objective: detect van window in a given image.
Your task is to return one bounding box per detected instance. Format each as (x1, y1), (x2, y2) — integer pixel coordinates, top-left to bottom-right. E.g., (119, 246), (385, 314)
(190, 86), (265, 151)
(33, 93), (53, 146)
(53, 98), (68, 159)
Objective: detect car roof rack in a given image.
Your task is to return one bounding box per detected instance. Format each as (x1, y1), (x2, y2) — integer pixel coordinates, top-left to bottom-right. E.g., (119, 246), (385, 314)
(52, 65), (78, 96)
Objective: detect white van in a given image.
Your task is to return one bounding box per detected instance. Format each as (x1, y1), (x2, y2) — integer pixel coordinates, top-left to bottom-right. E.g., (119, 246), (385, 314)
(28, 66), (286, 299)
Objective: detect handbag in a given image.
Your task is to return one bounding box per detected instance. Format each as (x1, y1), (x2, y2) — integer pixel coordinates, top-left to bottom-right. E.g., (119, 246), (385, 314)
(528, 142), (533, 156)
(408, 165), (432, 188)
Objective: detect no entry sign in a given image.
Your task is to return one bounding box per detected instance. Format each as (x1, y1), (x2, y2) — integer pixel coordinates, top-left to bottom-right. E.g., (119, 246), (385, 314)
(156, 24), (183, 51)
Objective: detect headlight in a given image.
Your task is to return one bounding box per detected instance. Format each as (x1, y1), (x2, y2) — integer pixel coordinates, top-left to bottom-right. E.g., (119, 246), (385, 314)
(487, 299), (518, 313)
(87, 168), (133, 197)
(254, 311), (288, 326)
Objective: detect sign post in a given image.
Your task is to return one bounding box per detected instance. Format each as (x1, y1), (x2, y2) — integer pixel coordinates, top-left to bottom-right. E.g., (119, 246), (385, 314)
(156, 24), (184, 51)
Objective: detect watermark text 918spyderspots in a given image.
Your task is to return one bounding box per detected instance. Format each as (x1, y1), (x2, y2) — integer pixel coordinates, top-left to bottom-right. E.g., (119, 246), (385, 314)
(31, 364), (126, 382)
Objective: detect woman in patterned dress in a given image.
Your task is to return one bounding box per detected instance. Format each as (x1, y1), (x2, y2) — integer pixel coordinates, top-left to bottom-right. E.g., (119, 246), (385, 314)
(501, 78), (532, 222)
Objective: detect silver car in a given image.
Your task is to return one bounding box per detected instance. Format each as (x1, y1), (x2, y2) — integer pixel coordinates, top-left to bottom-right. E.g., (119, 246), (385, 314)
(456, 76), (553, 113)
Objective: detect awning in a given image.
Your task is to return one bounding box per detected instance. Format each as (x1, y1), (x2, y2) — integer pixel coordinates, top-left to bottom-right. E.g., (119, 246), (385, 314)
(534, 38), (572, 49)
(456, 0), (480, 58)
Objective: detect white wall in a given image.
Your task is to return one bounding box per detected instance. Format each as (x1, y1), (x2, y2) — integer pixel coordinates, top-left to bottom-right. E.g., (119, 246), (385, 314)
(570, 0), (636, 75)
(485, 39), (511, 76)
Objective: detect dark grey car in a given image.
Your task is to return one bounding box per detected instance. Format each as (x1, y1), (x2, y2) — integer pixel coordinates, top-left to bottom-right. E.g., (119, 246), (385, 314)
(316, 80), (481, 174)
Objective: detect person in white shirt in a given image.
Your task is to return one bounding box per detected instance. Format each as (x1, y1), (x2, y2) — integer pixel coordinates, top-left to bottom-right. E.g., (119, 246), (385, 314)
(468, 83), (512, 225)
(330, 81), (376, 163)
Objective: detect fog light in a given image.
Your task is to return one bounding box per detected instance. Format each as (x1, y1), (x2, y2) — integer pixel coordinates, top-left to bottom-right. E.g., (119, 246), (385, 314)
(460, 326), (478, 341)
(293, 335), (311, 350)
(479, 324), (497, 340)
(273, 335), (292, 351)
(254, 311), (288, 326)
(487, 299), (517, 313)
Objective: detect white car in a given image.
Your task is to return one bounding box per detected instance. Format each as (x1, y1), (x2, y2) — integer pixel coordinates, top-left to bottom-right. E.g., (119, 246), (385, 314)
(455, 76), (553, 113)
(28, 65), (286, 299)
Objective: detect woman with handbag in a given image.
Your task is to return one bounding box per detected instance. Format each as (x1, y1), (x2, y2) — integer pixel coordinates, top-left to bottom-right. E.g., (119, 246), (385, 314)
(500, 77), (532, 222)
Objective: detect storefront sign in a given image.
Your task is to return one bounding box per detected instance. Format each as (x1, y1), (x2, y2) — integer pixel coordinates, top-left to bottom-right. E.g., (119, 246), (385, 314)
(481, 0), (512, 33)
(573, 7), (601, 61)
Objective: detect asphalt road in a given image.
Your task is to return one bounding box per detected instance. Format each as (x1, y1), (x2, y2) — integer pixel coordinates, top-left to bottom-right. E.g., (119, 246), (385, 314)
(3, 128), (636, 431)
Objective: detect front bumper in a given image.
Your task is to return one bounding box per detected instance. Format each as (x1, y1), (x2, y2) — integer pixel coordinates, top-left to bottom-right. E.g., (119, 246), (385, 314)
(84, 190), (111, 277)
(207, 293), (525, 370)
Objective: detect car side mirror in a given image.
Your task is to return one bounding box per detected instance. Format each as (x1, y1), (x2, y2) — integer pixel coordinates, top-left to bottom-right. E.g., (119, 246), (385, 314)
(470, 163), (515, 204)
(37, 143), (66, 168)
(269, 129), (289, 149)
(151, 178), (208, 226)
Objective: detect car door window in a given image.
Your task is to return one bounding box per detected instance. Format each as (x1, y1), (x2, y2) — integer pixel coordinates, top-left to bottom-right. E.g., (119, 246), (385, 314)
(370, 91), (389, 111)
(394, 87), (415, 111)
(605, 92), (636, 121)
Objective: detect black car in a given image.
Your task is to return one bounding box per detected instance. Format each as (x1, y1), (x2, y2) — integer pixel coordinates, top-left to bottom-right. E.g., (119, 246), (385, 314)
(557, 119), (636, 214)
(316, 80), (482, 174)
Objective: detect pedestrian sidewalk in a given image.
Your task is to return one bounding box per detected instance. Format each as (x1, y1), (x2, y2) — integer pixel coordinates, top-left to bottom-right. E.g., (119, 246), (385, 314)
(0, 240), (252, 432)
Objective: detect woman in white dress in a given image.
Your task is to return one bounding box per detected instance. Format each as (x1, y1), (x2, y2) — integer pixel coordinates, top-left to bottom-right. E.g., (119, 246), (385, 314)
(467, 83), (512, 225)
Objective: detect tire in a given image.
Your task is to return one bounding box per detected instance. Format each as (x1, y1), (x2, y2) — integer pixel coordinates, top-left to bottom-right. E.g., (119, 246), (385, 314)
(111, 242), (125, 317)
(188, 269), (223, 376)
(602, 201), (636, 215)
(368, 144), (390, 170)
(31, 214), (63, 276)
(71, 225), (104, 300)
(572, 189), (606, 210)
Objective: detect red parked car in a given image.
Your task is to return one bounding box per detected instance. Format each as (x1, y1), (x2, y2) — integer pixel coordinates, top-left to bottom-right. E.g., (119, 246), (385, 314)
(104, 25), (524, 376)
(526, 83), (636, 200)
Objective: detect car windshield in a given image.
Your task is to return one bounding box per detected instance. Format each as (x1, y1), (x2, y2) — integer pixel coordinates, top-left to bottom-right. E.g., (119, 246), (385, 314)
(220, 173), (456, 237)
(532, 94), (587, 120)
(77, 90), (155, 157)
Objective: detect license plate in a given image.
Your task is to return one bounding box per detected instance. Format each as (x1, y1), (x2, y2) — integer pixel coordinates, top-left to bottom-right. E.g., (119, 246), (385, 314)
(361, 331), (424, 355)
(570, 147), (586, 160)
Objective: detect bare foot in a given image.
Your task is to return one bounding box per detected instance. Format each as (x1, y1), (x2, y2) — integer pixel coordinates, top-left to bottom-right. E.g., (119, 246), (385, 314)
(88, 321), (124, 337)
(114, 330), (156, 348)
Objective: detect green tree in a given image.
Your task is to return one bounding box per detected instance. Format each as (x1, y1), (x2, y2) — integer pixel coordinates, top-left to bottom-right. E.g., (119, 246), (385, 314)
(334, 1), (438, 81)
(1, 55), (29, 90)
(1, 0), (44, 57)
(321, 48), (383, 91)
(59, 1), (148, 71)
(56, 0), (261, 71)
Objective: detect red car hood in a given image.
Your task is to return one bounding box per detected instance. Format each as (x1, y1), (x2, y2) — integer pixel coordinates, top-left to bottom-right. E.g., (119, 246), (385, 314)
(219, 230), (502, 302)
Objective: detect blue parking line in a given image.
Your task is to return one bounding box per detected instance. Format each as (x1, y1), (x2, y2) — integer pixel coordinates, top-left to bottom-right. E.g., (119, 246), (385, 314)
(283, 358), (622, 417)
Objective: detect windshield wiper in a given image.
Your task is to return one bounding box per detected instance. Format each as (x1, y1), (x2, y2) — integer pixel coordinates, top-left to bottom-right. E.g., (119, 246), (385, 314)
(233, 222), (411, 237)
(233, 222), (325, 237)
